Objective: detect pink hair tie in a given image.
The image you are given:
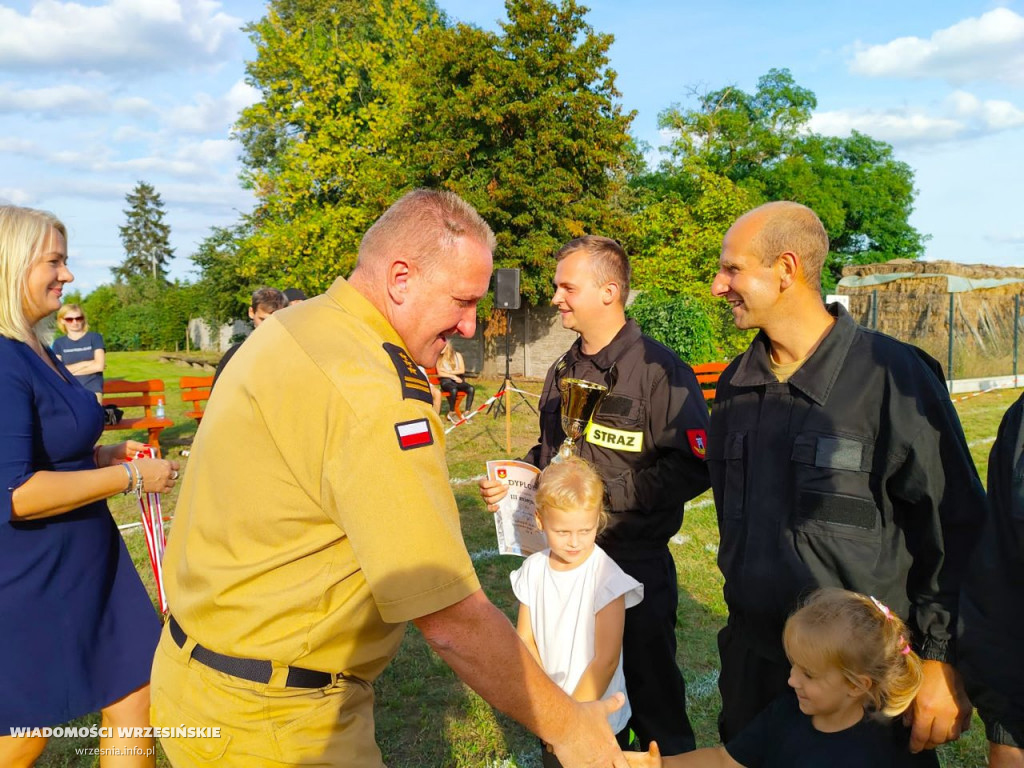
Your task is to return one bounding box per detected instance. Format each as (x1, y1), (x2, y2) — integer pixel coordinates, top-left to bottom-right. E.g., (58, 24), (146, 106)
(899, 636), (912, 655)
(869, 595), (894, 620)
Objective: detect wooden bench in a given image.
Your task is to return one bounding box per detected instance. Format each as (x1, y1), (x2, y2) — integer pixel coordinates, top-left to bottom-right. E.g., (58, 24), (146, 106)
(692, 362), (729, 404)
(180, 375), (214, 424)
(424, 366), (466, 417)
(102, 379), (174, 455)
(159, 353), (217, 371)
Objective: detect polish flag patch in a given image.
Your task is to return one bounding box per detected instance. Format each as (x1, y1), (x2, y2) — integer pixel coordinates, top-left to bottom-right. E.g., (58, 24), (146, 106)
(687, 429), (707, 459)
(395, 418), (434, 450)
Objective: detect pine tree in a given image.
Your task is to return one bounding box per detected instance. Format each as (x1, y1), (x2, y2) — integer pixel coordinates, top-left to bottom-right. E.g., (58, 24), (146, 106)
(114, 181), (174, 283)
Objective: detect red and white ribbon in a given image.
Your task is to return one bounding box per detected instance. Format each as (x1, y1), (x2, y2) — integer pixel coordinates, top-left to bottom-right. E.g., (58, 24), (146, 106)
(132, 446), (167, 614)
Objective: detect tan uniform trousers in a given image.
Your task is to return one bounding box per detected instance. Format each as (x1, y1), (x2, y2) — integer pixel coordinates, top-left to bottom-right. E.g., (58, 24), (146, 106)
(150, 624), (382, 767)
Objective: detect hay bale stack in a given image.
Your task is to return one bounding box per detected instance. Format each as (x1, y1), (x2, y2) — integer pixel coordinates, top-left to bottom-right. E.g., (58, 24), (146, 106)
(838, 261), (1024, 354)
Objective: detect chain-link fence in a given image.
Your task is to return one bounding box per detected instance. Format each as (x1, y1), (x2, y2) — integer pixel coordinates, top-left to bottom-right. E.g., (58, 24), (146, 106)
(844, 289), (1024, 382)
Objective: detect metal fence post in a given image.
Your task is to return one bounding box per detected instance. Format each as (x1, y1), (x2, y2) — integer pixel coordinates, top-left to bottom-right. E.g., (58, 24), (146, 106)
(947, 293), (955, 390)
(1015, 294), (1020, 385)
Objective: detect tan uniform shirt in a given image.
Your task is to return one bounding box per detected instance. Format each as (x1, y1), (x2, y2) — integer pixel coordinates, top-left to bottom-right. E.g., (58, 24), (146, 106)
(163, 277), (480, 682)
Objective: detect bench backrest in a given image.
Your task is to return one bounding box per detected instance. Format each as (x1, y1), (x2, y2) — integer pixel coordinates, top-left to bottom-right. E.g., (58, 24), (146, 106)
(180, 375), (214, 422)
(103, 378), (167, 416)
(691, 362), (729, 403)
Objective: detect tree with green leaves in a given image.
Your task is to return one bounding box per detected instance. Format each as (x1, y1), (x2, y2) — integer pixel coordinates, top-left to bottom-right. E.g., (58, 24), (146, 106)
(230, 0), (440, 292)
(189, 224), (255, 324)
(114, 181), (174, 283)
(626, 288), (715, 365)
(652, 68), (925, 291)
(403, 0), (638, 306)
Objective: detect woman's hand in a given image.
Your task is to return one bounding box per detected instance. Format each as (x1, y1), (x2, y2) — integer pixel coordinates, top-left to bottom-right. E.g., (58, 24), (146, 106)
(132, 457), (181, 494)
(94, 440), (148, 468)
(98, 441), (181, 493)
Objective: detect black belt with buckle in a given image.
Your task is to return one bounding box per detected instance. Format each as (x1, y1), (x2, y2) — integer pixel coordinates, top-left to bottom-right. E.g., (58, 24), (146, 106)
(169, 615), (333, 689)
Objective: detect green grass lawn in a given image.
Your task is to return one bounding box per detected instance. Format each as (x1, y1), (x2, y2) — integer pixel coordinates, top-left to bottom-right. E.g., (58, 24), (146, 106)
(35, 351), (1010, 767)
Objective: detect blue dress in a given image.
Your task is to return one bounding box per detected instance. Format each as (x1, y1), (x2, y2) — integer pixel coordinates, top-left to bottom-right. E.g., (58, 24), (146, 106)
(0, 337), (160, 728)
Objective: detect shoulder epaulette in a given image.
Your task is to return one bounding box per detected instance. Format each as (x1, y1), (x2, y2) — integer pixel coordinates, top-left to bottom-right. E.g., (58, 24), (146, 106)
(383, 342), (433, 405)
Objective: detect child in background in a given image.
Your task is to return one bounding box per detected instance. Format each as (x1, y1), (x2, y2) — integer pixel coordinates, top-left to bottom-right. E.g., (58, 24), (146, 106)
(627, 588), (932, 768)
(510, 456), (644, 767)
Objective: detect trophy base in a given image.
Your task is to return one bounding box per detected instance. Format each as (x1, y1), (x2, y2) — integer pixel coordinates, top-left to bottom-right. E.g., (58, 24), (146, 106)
(551, 443), (573, 464)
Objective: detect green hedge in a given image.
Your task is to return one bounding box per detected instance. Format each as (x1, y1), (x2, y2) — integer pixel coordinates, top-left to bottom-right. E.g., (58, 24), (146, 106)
(626, 289), (716, 364)
(61, 280), (206, 351)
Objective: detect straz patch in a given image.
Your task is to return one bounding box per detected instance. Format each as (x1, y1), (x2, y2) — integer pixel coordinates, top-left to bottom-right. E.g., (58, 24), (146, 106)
(383, 342), (433, 405)
(585, 422), (643, 453)
(687, 429), (708, 459)
(395, 418), (434, 450)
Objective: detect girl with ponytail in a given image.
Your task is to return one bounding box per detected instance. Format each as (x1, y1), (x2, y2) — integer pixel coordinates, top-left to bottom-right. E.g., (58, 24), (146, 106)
(627, 588), (933, 767)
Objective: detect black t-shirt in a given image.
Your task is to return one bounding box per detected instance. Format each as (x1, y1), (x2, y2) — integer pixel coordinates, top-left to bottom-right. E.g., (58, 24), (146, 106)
(726, 694), (935, 768)
(52, 331), (104, 394)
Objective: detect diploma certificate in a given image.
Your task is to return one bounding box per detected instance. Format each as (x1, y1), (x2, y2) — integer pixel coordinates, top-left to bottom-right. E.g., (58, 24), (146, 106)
(487, 459), (546, 557)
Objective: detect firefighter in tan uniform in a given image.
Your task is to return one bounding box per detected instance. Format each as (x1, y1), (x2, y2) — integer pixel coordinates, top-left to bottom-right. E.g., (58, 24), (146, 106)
(150, 190), (630, 768)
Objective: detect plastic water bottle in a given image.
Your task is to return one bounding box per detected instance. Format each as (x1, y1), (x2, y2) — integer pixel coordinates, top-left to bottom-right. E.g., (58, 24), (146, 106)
(155, 397), (165, 419)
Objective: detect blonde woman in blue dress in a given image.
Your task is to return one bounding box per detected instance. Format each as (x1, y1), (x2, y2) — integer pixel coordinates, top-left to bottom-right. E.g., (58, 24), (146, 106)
(0, 206), (179, 767)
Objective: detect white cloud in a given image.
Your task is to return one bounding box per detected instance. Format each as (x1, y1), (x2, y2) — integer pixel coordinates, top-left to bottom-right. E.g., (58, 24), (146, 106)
(850, 8), (1024, 85)
(112, 124), (157, 142)
(113, 96), (157, 117)
(0, 82), (107, 114)
(986, 232), (1024, 246)
(0, 82), (159, 118)
(809, 109), (964, 144)
(165, 79), (260, 135)
(947, 90), (1024, 130)
(811, 90), (1024, 146)
(0, 187), (35, 205)
(0, 0), (243, 74)
(0, 137), (41, 155)
(22, 135), (233, 180)
(175, 138), (237, 167)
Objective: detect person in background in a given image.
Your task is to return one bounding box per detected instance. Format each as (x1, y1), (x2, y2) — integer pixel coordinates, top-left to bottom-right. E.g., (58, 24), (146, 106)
(625, 589), (933, 768)
(959, 393), (1024, 767)
(211, 286), (288, 388)
(512, 457), (644, 767)
(418, 364), (444, 414)
(706, 201), (982, 759)
(52, 303), (105, 402)
(437, 340), (475, 421)
(0, 205), (179, 767)
(283, 287), (307, 305)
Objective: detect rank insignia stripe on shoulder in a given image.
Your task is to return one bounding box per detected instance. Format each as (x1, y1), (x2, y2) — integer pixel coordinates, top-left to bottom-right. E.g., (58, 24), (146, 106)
(395, 418), (434, 450)
(383, 342), (433, 405)
(687, 429), (707, 459)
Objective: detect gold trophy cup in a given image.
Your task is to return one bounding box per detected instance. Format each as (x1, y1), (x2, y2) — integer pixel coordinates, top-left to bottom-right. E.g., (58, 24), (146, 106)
(554, 378), (609, 462)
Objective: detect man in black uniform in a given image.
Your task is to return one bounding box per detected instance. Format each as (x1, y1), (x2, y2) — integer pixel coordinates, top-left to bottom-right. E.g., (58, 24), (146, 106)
(959, 394), (1024, 767)
(707, 201), (983, 758)
(481, 236), (710, 756)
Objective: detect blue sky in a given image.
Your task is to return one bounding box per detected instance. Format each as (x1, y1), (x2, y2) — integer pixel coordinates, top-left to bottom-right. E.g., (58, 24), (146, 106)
(1, 0), (1022, 293)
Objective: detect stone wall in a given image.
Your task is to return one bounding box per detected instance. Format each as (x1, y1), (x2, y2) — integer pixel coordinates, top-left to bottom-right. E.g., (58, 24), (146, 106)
(449, 305), (578, 380)
(187, 318), (250, 353)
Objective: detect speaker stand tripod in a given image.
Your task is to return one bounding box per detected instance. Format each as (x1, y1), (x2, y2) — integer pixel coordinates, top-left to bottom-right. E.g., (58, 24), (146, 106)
(490, 310), (538, 419)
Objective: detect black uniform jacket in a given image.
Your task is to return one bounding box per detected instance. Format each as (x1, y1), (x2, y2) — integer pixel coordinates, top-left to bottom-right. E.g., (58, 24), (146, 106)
(525, 319), (711, 557)
(958, 393), (1024, 739)
(708, 304), (985, 664)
